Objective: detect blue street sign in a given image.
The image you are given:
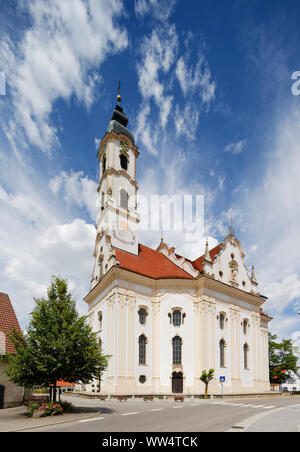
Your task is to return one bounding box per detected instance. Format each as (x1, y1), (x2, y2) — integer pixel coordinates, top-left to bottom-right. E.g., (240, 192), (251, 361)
(220, 376), (225, 383)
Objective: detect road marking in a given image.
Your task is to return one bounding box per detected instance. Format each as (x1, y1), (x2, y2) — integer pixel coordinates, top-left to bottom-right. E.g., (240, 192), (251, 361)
(151, 408), (164, 412)
(240, 404), (254, 408)
(173, 406), (184, 409)
(251, 405), (264, 408)
(79, 417), (104, 423)
(263, 406), (275, 409)
(122, 412), (139, 416)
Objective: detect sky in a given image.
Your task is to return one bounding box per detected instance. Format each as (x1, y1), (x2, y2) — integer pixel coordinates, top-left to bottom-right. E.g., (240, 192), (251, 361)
(0, 0), (299, 358)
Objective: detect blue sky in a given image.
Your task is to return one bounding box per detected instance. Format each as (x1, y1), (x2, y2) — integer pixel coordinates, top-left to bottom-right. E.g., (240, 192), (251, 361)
(0, 0), (299, 356)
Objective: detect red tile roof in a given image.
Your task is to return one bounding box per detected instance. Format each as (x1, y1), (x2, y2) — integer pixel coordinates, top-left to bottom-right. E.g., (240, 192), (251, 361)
(192, 244), (222, 272)
(113, 242), (223, 280)
(0, 292), (22, 354)
(114, 244), (194, 280)
(50, 381), (75, 387)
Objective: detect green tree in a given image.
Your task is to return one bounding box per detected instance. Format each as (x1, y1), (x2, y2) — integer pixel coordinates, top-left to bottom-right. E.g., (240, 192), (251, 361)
(200, 369), (214, 398)
(269, 333), (299, 385)
(6, 276), (108, 401)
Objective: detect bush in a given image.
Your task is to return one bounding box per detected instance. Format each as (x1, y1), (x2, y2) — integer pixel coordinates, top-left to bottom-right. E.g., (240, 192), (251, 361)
(26, 402), (41, 417)
(60, 400), (76, 413)
(26, 401), (64, 417)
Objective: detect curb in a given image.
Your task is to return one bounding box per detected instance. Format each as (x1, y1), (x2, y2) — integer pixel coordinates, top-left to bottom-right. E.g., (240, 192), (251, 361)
(2, 409), (102, 432)
(227, 404), (300, 432)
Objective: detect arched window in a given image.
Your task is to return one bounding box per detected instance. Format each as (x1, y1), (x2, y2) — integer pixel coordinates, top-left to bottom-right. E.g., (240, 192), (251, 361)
(120, 154), (128, 171)
(102, 158), (106, 175)
(243, 343), (249, 369)
(139, 335), (147, 365)
(99, 258), (103, 277)
(138, 308), (147, 325)
(220, 339), (225, 368)
(98, 311), (103, 330)
(172, 336), (182, 365)
(101, 192), (105, 211)
(219, 313), (225, 330)
(173, 310), (181, 327)
(120, 189), (128, 210)
(243, 319), (248, 335)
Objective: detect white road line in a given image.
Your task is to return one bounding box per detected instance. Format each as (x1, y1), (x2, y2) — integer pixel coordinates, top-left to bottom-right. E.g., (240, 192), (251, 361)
(240, 404), (254, 408)
(251, 405), (264, 408)
(79, 417), (104, 423)
(122, 412), (139, 416)
(173, 406), (184, 409)
(263, 406), (276, 409)
(151, 408), (164, 412)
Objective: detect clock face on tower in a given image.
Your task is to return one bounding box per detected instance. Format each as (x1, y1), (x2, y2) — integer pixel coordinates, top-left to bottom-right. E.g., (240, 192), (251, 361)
(111, 219), (138, 253)
(112, 227), (136, 246)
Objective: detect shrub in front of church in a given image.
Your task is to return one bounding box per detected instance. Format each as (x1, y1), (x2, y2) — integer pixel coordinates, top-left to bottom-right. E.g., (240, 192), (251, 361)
(26, 400), (75, 417)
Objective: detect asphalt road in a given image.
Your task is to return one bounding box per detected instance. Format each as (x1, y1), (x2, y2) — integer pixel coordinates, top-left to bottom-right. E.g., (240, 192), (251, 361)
(21, 395), (300, 433)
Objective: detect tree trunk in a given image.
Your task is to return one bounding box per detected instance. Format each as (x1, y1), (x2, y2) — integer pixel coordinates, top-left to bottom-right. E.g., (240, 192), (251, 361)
(205, 382), (208, 399)
(53, 382), (57, 402)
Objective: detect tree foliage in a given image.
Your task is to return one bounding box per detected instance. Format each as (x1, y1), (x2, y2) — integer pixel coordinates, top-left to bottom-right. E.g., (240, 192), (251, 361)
(269, 333), (299, 385)
(6, 276), (108, 396)
(200, 369), (214, 398)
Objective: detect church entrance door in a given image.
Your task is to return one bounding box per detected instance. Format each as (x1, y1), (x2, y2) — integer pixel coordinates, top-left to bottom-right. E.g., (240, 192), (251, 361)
(172, 372), (183, 393)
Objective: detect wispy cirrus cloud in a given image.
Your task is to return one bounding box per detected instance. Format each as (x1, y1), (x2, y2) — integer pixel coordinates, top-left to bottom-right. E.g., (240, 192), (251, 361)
(175, 52), (216, 106)
(0, 0), (128, 155)
(134, 0), (177, 21)
(224, 139), (247, 154)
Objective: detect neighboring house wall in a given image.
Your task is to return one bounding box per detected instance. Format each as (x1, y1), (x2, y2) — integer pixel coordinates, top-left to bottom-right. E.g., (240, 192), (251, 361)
(280, 372), (300, 392)
(0, 292), (24, 408)
(0, 361), (24, 408)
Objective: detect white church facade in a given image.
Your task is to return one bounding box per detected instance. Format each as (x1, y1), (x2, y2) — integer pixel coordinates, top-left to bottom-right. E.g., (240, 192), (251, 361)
(84, 95), (272, 395)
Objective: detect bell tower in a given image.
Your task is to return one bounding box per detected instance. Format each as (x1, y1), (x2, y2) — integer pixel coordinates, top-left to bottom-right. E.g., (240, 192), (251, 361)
(90, 89), (140, 289)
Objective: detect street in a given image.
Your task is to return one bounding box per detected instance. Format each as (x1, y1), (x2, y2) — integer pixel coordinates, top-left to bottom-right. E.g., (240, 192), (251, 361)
(19, 395), (300, 433)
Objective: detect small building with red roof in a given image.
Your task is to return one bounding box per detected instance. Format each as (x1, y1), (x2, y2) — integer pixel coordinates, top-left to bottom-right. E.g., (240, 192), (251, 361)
(0, 292), (24, 408)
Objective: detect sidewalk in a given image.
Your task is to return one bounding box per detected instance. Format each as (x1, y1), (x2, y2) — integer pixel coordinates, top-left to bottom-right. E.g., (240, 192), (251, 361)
(0, 405), (103, 432)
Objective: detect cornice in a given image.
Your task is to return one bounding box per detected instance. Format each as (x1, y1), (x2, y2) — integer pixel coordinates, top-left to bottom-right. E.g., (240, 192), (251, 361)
(97, 131), (139, 160)
(84, 266), (264, 311)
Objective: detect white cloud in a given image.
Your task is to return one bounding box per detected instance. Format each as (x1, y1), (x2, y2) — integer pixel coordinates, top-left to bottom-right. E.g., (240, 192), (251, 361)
(49, 171), (98, 221)
(175, 52), (216, 105)
(0, 136), (99, 329)
(134, 0), (177, 21)
(224, 139), (247, 154)
(174, 103), (200, 141)
(136, 26), (178, 149)
(0, 0), (128, 154)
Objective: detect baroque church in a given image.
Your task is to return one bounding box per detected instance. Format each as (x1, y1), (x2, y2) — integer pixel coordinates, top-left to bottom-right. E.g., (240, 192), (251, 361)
(84, 93), (272, 395)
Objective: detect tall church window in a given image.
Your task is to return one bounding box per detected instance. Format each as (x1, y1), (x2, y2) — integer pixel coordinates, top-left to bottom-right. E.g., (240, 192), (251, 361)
(243, 319), (248, 335)
(243, 343), (249, 369)
(102, 158), (106, 175)
(99, 257), (103, 277)
(172, 336), (182, 365)
(139, 335), (147, 365)
(219, 313), (225, 330)
(98, 311), (103, 330)
(120, 154), (128, 171)
(120, 189), (128, 210)
(101, 192), (105, 211)
(220, 339), (225, 368)
(138, 308), (147, 325)
(173, 310), (181, 327)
